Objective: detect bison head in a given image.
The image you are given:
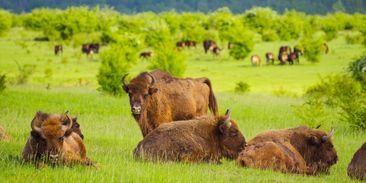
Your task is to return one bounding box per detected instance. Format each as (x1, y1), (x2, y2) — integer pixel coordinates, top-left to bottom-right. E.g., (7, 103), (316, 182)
(122, 72), (158, 120)
(291, 127), (338, 174)
(31, 111), (73, 160)
(218, 110), (246, 160)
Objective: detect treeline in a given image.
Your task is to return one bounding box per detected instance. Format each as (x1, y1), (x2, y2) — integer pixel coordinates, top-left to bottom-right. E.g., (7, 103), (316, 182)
(1, 0), (366, 14)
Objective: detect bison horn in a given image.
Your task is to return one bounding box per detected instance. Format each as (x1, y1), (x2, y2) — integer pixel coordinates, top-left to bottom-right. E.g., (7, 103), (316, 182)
(224, 109), (232, 128)
(321, 128), (334, 142)
(121, 73), (129, 87)
(61, 113), (73, 132)
(147, 73), (155, 86)
(31, 111), (44, 133)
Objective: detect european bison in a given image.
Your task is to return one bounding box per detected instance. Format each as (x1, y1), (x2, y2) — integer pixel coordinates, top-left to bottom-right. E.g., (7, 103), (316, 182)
(347, 142), (366, 180)
(265, 52), (275, 64)
(22, 111), (92, 166)
(122, 70), (218, 137)
(133, 110), (246, 163)
(278, 46), (291, 64)
(54, 45), (63, 56)
(203, 40), (216, 54)
(288, 46), (304, 65)
(251, 55), (261, 66)
(176, 41), (186, 48)
(236, 126), (337, 175)
(82, 43), (100, 55)
(139, 51), (152, 59)
(184, 40), (197, 48)
(323, 42), (329, 54)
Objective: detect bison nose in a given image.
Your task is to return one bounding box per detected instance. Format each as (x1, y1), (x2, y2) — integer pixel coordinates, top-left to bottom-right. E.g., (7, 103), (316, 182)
(49, 154), (59, 159)
(132, 105), (141, 114)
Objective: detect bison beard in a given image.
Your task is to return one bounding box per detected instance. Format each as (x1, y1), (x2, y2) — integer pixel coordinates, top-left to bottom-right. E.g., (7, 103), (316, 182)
(122, 70), (218, 137)
(236, 126), (338, 175)
(348, 142), (366, 180)
(133, 110), (246, 163)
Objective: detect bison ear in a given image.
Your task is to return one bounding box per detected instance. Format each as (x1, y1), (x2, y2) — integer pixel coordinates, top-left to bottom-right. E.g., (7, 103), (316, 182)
(148, 87), (158, 95)
(123, 85), (129, 93)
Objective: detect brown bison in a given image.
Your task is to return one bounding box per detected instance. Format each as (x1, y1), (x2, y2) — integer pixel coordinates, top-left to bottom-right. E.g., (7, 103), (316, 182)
(236, 126), (337, 175)
(251, 55), (261, 66)
(82, 43), (100, 55)
(122, 70), (218, 137)
(278, 46), (291, 64)
(184, 40), (197, 48)
(203, 40), (217, 54)
(139, 51), (152, 59)
(54, 44), (63, 56)
(133, 110), (246, 163)
(22, 111), (92, 166)
(265, 52), (275, 64)
(347, 142), (366, 180)
(176, 41), (186, 48)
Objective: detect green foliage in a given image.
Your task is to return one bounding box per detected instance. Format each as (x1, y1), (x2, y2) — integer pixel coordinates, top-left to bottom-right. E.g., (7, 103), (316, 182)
(0, 9), (12, 36)
(261, 30), (278, 42)
(321, 21), (338, 41)
(0, 74), (6, 92)
(298, 36), (324, 63)
(349, 54), (366, 89)
(15, 62), (36, 85)
(227, 26), (255, 60)
(276, 11), (305, 40)
(97, 43), (138, 96)
(235, 81), (250, 93)
(300, 74), (366, 129)
(293, 97), (330, 128)
(143, 20), (172, 48)
(149, 44), (186, 77)
(345, 31), (364, 44)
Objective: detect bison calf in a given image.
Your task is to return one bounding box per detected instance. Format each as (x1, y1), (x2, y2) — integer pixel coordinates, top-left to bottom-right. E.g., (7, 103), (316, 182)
(134, 110), (246, 163)
(22, 111), (92, 166)
(348, 142), (366, 180)
(236, 126), (337, 175)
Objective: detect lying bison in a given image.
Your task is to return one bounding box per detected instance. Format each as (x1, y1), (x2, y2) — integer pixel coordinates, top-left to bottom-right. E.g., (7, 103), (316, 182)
(22, 111), (92, 166)
(348, 142), (366, 180)
(122, 69), (218, 137)
(236, 126), (337, 175)
(133, 110), (246, 163)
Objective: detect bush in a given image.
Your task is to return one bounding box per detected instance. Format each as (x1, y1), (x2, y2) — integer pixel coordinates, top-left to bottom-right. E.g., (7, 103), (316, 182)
(0, 9), (12, 36)
(97, 44), (138, 95)
(261, 30), (278, 42)
(15, 62), (36, 85)
(228, 26), (255, 60)
(298, 36), (324, 63)
(149, 43), (186, 77)
(345, 32), (364, 44)
(297, 74), (366, 129)
(349, 54), (366, 90)
(0, 74), (6, 92)
(235, 81), (250, 93)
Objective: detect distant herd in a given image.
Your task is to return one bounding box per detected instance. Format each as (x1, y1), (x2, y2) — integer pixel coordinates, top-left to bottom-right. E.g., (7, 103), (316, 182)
(0, 69), (363, 180)
(52, 40), (329, 66)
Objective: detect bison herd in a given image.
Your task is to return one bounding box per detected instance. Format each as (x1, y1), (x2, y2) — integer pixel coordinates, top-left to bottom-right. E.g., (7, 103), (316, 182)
(7, 69), (364, 180)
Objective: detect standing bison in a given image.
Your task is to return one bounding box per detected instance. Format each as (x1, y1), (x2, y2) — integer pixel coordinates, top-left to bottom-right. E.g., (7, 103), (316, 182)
(236, 126), (337, 175)
(133, 110), (246, 163)
(122, 70), (218, 137)
(348, 142), (366, 180)
(22, 111), (92, 166)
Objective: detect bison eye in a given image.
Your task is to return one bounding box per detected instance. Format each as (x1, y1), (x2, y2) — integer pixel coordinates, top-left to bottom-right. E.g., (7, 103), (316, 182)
(58, 137), (64, 142)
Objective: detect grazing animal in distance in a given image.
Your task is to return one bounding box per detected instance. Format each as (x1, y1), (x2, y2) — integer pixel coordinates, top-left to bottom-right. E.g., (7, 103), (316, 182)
(139, 51), (152, 59)
(22, 111), (92, 166)
(82, 43), (100, 55)
(251, 55), (261, 66)
(265, 52), (275, 64)
(203, 40), (217, 54)
(236, 126), (338, 175)
(288, 46), (304, 64)
(212, 46), (222, 55)
(134, 110), (246, 163)
(184, 40), (197, 48)
(176, 41), (186, 49)
(54, 45), (63, 56)
(347, 142), (366, 180)
(121, 69), (218, 137)
(323, 42), (329, 54)
(278, 46), (291, 64)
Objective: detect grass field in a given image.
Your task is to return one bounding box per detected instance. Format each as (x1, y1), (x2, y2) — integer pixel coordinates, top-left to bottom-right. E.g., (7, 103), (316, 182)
(1, 28), (366, 182)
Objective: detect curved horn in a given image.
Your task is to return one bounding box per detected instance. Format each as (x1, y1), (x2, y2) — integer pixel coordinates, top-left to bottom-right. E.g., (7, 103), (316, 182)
(121, 73), (129, 87)
(321, 128), (334, 142)
(61, 113), (73, 132)
(147, 73), (155, 86)
(224, 109), (231, 128)
(31, 111), (43, 133)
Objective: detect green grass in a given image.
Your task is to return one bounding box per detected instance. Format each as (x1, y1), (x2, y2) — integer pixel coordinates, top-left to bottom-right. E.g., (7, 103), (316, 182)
(1, 28), (366, 182)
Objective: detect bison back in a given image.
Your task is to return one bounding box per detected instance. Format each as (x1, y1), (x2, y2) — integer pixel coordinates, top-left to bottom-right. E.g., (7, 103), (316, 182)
(348, 142), (366, 180)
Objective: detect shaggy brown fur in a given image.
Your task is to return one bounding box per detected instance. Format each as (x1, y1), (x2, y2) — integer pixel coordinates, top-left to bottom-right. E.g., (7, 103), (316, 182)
(0, 126), (10, 141)
(122, 69), (218, 137)
(236, 126), (338, 175)
(22, 111), (92, 166)
(348, 142), (366, 180)
(133, 110), (246, 163)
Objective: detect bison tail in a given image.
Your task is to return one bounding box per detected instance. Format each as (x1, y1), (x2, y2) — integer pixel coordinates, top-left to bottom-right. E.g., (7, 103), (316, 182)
(203, 78), (219, 116)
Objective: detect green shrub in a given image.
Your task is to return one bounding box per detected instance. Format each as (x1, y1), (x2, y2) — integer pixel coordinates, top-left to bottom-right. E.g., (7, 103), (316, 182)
(228, 26), (254, 60)
(349, 54), (366, 89)
(97, 44), (138, 95)
(149, 43), (186, 77)
(261, 30), (278, 42)
(0, 9), (12, 36)
(298, 74), (366, 129)
(235, 81), (250, 93)
(298, 36), (324, 63)
(0, 74), (6, 92)
(345, 32), (364, 44)
(15, 62), (36, 85)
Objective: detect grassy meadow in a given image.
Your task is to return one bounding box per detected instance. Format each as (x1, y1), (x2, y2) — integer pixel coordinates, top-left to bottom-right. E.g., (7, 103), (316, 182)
(1, 28), (366, 182)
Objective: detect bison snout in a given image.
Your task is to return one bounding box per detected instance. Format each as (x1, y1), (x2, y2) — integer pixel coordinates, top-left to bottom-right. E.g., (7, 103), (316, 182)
(49, 154), (59, 159)
(132, 105), (142, 114)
